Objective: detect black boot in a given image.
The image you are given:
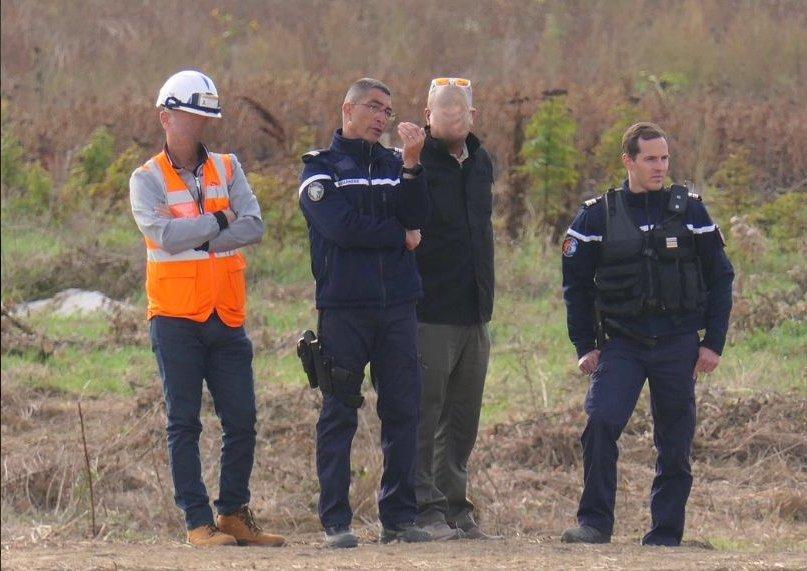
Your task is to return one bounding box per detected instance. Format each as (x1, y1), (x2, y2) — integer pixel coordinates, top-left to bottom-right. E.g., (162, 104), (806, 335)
(561, 525), (611, 544)
(380, 522), (432, 544)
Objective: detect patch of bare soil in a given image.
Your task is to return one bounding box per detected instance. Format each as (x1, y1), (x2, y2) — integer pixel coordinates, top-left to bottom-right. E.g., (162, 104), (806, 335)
(1, 383), (805, 570)
(2, 537), (807, 571)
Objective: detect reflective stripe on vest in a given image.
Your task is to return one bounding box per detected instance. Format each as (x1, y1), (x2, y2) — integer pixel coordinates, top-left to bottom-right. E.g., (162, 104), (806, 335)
(142, 150), (247, 326)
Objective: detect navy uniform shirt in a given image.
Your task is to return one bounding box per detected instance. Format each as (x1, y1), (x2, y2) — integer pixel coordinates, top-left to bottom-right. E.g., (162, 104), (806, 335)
(562, 181), (735, 359)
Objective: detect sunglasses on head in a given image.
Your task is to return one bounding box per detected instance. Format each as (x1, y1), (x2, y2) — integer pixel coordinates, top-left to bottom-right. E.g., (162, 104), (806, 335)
(430, 77), (472, 89)
(429, 78), (473, 105)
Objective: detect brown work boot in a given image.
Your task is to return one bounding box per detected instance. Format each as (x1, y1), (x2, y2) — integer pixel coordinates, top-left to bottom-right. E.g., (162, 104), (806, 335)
(187, 523), (238, 547)
(217, 506), (286, 547)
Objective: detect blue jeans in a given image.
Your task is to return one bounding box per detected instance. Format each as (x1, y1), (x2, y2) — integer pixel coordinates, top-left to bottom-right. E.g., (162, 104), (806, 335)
(316, 302), (421, 529)
(150, 313), (257, 529)
(577, 332), (699, 545)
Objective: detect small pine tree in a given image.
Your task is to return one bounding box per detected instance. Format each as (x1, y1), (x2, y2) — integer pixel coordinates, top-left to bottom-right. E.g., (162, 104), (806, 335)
(520, 97), (582, 236)
(1, 130), (27, 192)
(1, 107), (53, 214)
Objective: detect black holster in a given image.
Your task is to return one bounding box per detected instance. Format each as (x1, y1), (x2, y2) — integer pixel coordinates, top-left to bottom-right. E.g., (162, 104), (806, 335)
(296, 330), (365, 408)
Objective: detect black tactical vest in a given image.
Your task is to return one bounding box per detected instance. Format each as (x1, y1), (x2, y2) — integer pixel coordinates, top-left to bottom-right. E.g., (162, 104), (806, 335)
(594, 185), (707, 318)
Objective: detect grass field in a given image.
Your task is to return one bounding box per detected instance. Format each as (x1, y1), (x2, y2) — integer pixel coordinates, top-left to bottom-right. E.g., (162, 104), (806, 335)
(2, 207), (804, 417)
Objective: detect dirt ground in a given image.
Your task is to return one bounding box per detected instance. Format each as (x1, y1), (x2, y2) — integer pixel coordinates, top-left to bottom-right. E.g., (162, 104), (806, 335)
(2, 536), (806, 571)
(1, 382), (805, 570)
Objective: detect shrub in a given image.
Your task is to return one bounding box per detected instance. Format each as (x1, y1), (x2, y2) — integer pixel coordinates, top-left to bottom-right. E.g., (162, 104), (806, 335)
(248, 170), (306, 248)
(709, 147), (758, 220)
(67, 127), (116, 191)
(1, 129), (27, 192)
(750, 193), (806, 247)
(88, 144), (144, 207)
(1, 127), (54, 215)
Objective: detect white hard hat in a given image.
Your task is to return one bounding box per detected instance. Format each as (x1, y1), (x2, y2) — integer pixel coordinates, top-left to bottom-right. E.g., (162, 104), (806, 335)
(155, 70), (222, 118)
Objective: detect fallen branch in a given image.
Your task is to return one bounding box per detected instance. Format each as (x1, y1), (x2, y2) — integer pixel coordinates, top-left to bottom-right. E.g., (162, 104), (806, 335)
(1, 305), (37, 335)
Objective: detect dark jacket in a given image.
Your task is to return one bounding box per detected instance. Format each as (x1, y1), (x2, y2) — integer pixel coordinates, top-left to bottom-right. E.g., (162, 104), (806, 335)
(415, 130), (495, 325)
(299, 129), (429, 309)
(562, 180), (735, 358)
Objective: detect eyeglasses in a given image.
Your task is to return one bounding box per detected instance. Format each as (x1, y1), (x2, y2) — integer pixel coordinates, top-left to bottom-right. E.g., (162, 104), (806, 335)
(355, 102), (396, 121)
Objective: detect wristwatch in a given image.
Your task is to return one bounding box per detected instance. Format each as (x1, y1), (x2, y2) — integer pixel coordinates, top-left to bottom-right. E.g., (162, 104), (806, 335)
(402, 164), (423, 176)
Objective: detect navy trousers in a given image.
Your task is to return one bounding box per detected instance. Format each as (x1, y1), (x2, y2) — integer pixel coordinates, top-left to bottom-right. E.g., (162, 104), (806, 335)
(578, 332), (699, 545)
(316, 302), (421, 530)
(150, 313), (257, 529)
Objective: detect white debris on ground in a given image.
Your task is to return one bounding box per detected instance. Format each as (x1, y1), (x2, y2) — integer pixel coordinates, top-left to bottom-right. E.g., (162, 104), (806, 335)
(12, 289), (135, 317)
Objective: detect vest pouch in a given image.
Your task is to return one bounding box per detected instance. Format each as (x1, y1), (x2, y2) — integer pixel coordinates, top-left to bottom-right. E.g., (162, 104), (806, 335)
(595, 261), (642, 300)
(600, 239), (644, 265)
(595, 261), (644, 315)
(655, 260), (682, 312)
(679, 260), (706, 312)
(216, 254), (247, 324)
(653, 228), (696, 261)
(150, 261), (198, 317)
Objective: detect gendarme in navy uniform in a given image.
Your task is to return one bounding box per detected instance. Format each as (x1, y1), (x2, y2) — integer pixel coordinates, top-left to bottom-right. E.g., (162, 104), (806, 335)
(560, 123), (734, 547)
(298, 78), (432, 548)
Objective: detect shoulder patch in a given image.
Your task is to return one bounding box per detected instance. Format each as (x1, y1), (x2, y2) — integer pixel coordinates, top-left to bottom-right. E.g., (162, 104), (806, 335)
(302, 149), (329, 163)
(582, 196), (603, 208)
(688, 192), (702, 201)
(306, 181), (325, 202)
(562, 235), (579, 257)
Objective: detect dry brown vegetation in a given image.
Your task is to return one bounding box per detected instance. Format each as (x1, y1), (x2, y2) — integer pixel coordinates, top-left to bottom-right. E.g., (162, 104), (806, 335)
(2, 0), (806, 198)
(2, 374), (805, 542)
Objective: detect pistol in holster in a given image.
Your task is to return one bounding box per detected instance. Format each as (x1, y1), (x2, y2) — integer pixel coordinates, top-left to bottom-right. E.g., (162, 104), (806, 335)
(296, 330), (365, 408)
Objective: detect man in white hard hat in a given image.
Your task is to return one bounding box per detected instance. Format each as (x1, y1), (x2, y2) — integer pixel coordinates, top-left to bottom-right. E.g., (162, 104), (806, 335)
(130, 70), (284, 548)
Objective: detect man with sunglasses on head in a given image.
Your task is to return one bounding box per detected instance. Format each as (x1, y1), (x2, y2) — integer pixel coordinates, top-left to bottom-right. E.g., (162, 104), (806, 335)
(413, 78), (498, 541)
(298, 78), (431, 548)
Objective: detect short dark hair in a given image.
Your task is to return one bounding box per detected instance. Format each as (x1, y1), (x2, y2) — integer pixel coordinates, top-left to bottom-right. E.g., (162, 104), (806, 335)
(622, 122), (667, 158)
(344, 78), (391, 104)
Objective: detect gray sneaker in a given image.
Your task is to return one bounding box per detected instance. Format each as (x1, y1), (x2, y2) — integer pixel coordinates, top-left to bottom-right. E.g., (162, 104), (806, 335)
(380, 522), (433, 544)
(561, 525), (611, 544)
(324, 526), (359, 549)
(420, 521), (462, 541)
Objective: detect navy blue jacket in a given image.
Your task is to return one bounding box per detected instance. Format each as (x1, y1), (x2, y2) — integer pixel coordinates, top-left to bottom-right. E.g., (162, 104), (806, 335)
(299, 129), (429, 309)
(562, 181), (735, 359)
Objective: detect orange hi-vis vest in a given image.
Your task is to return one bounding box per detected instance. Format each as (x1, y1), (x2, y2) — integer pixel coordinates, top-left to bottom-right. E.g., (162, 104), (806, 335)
(142, 150), (247, 326)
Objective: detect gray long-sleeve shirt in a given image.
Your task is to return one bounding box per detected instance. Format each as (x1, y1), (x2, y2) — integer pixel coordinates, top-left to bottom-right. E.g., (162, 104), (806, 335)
(130, 149), (263, 254)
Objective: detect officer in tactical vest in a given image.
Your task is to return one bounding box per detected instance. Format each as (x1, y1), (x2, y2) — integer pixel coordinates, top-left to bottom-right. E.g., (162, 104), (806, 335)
(560, 123), (735, 546)
(297, 78), (432, 548)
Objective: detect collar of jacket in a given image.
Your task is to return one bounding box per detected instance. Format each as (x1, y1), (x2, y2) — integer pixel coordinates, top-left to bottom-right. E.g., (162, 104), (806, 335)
(163, 142), (209, 174)
(423, 126), (481, 162)
(620, 179), (668, 207)
(329, 128), (390, 162)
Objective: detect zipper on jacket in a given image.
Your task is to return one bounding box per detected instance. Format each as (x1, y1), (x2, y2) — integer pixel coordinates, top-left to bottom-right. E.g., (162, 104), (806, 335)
(460, 162), (482, 320)
(194, 174), (204, 214)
